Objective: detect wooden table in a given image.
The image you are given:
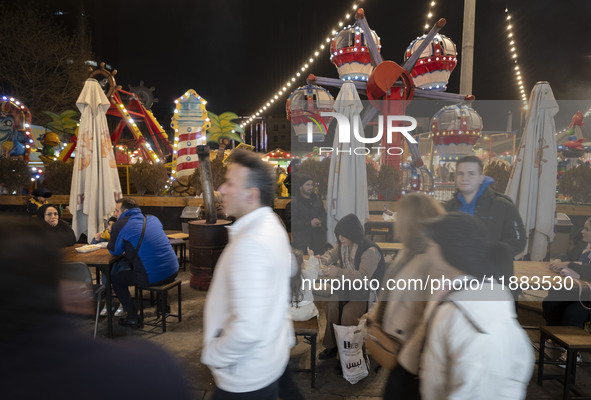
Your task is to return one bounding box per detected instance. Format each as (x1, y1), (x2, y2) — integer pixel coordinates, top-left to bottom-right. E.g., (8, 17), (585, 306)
(514, 260), (556, 280)
(513, 261), (591, 311)
(376, 242), (403, 255)
(63, 245), (115, 338)
(166, 232), (189, 240)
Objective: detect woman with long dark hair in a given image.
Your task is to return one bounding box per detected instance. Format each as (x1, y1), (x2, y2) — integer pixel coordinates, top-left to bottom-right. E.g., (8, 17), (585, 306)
(317, 213), (385, 366)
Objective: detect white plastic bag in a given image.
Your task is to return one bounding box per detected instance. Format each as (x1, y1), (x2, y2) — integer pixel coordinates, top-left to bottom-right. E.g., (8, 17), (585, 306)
(334, 319), (369, 384)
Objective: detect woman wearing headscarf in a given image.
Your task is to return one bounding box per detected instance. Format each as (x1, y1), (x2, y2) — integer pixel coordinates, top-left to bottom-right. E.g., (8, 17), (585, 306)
(417, 212), (533, 400)
(317, 213), (385, 364)
(38, 204), (76, 248)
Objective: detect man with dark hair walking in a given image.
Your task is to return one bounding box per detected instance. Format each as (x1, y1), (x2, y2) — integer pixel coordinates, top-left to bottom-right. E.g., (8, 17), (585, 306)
(108, 197), (178, 327)
(446, 155), (526, 260)
(201, 150), (294, 399)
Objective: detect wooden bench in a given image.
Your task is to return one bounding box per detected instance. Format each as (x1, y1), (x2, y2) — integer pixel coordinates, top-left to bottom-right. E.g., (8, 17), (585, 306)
(538, 326), (591, 399)
(294, 317), (319, 388)
(135, 279), (182, 333)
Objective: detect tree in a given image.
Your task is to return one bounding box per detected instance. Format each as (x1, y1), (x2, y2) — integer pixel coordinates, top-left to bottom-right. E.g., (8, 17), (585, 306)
(206, 111), (244, 160)
(0, 3), (93, 125)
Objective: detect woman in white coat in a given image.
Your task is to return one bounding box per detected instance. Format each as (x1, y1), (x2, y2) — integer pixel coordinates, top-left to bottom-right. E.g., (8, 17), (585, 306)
(418, 212), (534, 400)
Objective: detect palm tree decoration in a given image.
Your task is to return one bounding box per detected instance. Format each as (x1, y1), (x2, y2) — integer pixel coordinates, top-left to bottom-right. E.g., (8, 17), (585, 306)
(40, 110), (79, 162)
(206, 111), (244, 160)
(43, 110), (79, 139)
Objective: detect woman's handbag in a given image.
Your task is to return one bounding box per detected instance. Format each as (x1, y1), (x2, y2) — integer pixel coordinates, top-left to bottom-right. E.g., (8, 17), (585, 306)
(365, 301), (402, 370)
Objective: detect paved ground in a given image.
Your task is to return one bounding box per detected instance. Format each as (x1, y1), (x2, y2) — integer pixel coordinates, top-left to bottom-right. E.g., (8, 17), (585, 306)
(83, 269), (591, 400)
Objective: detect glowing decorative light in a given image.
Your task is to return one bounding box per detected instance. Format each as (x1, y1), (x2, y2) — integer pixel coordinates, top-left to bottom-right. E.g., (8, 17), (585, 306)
(243, 3), (358, 129)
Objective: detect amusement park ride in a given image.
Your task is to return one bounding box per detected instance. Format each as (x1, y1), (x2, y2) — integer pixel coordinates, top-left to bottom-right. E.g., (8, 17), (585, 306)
(0, 63), (180, 176)
(74, 63), (173, 164)
(287, 8), (480, 192)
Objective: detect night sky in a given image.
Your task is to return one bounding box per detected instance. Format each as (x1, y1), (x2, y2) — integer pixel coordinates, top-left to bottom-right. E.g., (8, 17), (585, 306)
(51, 0), (591, 129)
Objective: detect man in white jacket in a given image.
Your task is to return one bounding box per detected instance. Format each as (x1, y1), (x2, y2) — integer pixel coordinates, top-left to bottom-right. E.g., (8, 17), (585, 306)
(201, 150), (293, 399)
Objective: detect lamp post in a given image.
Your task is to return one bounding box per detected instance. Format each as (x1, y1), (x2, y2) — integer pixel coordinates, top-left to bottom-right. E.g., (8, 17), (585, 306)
(459, 0), (476, 95)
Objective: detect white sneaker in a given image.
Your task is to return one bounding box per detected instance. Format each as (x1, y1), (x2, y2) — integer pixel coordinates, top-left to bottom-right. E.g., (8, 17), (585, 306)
(558, 351), (582, 367)
(99, 306), (108, 317)
(114, 305), (126, 317)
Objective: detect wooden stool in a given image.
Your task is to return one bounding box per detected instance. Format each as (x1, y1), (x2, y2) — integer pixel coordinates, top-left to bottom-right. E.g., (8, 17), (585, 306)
(294, 317), (319, 388)
(169, 239), (187, 271)
(135, 279), (182, 333)
(538, 326), (591, 399)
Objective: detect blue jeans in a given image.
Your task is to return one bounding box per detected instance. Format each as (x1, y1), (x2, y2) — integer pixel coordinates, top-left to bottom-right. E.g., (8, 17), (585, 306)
(110, 258), (176, 320)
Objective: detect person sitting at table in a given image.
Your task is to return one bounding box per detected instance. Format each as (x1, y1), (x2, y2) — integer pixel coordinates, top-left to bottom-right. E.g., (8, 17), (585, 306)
(38, 204), (76, 248)
(0, 215), (192, 399)
(289, 248), (319, 322)
(542, 217), (591, 330)
(317, 213), (385, 366)
(91, 216), (117, 244)
(376, 192), (445, 399)
(108, 198), (179, 327)
(286, 174), (329, 254)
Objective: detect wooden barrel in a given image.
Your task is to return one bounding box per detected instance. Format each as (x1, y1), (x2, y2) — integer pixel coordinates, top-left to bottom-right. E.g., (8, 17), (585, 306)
(188, 219), (231, 290)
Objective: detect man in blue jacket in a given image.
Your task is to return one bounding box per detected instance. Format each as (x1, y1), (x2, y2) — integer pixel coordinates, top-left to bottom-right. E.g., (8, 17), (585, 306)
(108, 198), (178, 327)
(445, 156), (526, 268)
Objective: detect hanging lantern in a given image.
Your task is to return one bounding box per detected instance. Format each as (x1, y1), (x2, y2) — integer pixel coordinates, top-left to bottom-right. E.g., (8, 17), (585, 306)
(286, 84), (334, 143)
(430, 104), (482, 161)
(330, 24), (381, 82)
(404, 33), (457, 91)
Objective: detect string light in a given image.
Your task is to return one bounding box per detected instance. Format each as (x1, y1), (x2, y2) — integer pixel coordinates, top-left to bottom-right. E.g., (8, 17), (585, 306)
(240, 2), (360, 129)
(505, 8), (527, 104)
(423, 1), (437, 33)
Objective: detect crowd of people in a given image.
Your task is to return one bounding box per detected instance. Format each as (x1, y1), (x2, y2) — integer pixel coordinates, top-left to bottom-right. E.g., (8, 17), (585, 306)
(12, 151), (591, 399)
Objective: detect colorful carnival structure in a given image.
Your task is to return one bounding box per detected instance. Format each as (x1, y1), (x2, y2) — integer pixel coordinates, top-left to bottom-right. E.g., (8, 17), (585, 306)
(0, 96), (33, 162)
(170, 89), (211, 179)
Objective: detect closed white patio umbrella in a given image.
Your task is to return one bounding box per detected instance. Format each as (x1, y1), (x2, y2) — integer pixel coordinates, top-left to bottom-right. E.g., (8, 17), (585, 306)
(326, 82), (369, 246)
(505, 82), (558, 260)
(69, 78), (122, 243)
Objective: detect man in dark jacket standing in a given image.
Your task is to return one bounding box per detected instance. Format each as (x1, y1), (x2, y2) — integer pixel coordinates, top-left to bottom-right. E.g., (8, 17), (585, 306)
(445, 156), (526, 261)
(286, 174), (328, 254)
(108, 198), (178, 327)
